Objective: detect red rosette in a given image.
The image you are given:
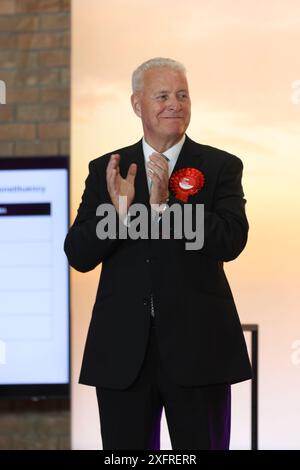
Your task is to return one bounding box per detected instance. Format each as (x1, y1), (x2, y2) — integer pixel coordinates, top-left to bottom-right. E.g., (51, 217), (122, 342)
(169, 168), (205, 202)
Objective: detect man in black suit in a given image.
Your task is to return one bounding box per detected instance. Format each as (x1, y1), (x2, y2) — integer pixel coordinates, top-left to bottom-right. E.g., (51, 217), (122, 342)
(64, 57), (252, 450)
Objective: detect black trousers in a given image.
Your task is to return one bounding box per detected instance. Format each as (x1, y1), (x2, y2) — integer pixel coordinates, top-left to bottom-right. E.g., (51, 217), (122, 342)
(96, 319), (231, 450)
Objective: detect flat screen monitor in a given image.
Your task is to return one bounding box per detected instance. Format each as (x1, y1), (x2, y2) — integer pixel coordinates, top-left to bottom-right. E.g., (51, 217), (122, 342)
(0, 156), (69, 398)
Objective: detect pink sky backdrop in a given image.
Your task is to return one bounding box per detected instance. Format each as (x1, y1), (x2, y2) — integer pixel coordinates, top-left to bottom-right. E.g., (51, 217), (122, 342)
(71, 0), (300, 449)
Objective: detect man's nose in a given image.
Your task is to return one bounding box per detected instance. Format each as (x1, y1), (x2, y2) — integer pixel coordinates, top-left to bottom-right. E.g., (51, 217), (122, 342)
(167, 96), (181, 111)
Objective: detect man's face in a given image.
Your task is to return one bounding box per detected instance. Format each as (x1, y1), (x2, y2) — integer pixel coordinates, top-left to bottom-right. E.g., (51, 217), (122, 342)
(131, 67), (191, 148)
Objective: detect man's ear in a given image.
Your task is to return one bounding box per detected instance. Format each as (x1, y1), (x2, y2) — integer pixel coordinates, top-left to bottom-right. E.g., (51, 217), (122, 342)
(131, 94), (141, 117)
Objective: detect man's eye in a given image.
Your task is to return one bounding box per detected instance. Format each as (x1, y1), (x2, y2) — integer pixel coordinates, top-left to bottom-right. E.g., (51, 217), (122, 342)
(157, 95), (168, 100)
(178, 93), (188, 100)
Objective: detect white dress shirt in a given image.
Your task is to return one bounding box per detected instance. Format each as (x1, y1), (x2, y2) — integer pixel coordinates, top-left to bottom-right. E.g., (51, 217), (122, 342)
(142, 135), (186, 192)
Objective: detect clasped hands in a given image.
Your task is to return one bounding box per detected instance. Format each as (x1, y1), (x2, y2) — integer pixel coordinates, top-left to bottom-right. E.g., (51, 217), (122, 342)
(106, 153), (170, 216)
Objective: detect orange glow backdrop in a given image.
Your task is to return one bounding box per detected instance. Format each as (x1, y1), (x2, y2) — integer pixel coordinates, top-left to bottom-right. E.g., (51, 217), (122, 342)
(71, 0), (300, 449)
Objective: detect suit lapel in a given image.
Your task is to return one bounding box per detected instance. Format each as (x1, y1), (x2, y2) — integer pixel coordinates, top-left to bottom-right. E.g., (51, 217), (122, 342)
(169, 136), (207, 204)
(170, 135), (204, 178)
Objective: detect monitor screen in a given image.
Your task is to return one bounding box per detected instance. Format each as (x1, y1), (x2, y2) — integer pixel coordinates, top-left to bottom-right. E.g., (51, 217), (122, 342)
(0, 157), (69, 398)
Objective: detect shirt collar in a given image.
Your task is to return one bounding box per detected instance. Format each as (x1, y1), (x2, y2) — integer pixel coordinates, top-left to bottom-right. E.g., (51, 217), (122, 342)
(142, 134), (186, 161)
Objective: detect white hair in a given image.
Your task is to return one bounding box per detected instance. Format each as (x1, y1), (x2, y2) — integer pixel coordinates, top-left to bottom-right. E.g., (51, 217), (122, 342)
(131, 57), (186, 94)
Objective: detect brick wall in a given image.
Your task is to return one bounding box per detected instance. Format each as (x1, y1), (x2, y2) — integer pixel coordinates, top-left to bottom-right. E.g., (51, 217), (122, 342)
(0, 399), (70, 450)
(0, 0), (70, 157)
(0, 0), (70, 450)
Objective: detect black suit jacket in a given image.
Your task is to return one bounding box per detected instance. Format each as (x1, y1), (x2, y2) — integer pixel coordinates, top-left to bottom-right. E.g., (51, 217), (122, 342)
(64, 136), (252, 389)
